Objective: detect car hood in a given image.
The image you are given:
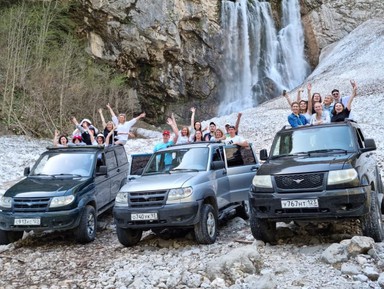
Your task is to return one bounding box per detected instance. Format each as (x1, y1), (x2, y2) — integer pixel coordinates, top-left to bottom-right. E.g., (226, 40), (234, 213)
(258, 153), (356, 175)
(4, 177), (90, 198)
(121, 172), (197, 192)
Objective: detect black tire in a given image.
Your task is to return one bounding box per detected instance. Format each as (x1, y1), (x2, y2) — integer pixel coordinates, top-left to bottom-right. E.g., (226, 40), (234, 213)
(361, 191), (384, 242)
(236, 200), (250, 220)
(0, 230), (23, 245)
(116, 227), (142, 247)
(75, 205), (97, 244)
(194, 204), (218, 244)
(250, 207), (276, 244)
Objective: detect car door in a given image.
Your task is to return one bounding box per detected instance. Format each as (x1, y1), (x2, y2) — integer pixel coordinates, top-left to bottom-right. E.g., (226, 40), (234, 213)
(224, 145), (259, 202)
(95, 151), (111, 211)
(211, 146), (231, 209)
(113, 146), (129, 198)
(105, 149), (123, 203)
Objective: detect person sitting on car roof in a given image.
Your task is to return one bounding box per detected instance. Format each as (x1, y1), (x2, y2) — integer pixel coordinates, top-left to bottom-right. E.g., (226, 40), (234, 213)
(53, 130), (69, 147)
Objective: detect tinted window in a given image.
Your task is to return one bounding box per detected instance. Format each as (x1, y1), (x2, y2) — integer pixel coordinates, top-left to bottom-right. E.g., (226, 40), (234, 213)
(271, 126), (356, 157)
(115, 146), (128, 166)
(32, 152), (94, 177)
(106, 151), (117, 170)
(144, 148), (209, 175)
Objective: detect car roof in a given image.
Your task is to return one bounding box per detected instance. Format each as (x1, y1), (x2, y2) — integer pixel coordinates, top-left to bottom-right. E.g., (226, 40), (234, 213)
(45, 145), (124, 153)
(279, 120), (359, 133)
(157, 141), (223, 152)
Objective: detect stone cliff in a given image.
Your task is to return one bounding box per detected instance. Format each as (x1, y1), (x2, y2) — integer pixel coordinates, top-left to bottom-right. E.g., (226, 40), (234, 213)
(80, 0), (384, 124)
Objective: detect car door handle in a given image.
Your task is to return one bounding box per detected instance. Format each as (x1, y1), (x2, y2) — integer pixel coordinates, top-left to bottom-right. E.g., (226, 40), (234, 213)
(251, 166), (258, 172)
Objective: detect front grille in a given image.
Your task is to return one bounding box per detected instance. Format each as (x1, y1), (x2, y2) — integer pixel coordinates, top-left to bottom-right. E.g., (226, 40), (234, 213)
(275, 173), (325, 191)
(13, 197), (51, 212)
(129, 190), (167, 208)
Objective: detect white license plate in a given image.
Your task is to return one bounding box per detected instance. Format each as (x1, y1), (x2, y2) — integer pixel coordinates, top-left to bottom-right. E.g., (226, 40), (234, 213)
(14, 218), (41, 225)
(281, 199), (319, 208)
(131, 213), (158, 221)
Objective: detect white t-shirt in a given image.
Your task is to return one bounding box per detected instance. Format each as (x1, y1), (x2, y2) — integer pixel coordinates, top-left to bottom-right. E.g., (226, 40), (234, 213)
(112, 116), (137, 142)
(225, 135), (245, 145)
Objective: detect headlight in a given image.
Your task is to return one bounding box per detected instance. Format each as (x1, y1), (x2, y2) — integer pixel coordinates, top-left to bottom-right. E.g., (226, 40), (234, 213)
(252, 175), (273, 188)
(167, 187), (193, 204)
(115, 192), (129, 206)
(0, 194), (12, 208)
(327, 169), (358, 185)
(49, 195), (75, 208)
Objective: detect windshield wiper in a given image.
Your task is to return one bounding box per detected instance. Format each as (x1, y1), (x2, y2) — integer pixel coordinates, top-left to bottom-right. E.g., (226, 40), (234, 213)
(307, 149), (349, 155)
(169, 168), (200, 173)
(31, 173), (55, 178)
(51, 173), (83, 178)
(272, 152), (308, 158)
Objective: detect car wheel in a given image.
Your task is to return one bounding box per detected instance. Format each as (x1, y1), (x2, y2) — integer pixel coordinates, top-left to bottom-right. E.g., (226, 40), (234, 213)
(116, 227), (142, 247)
(361, 191), (384, 242)
(236, 200), (250, 220)
(194, 204), (218, 244)
(250, 207), (276, 244)
(75, 205), (97, 244)
(0, 230), (23, 245)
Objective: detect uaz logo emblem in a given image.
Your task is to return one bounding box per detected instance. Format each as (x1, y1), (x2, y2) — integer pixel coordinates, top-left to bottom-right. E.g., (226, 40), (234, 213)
(293, 179), (304, 184)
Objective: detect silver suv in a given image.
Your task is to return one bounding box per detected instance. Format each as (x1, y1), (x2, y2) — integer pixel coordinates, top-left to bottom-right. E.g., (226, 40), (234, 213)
(113, 142), (259, 246)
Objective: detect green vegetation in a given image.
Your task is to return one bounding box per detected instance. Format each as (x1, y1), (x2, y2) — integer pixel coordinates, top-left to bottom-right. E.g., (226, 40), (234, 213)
(0, 0), (133, 138)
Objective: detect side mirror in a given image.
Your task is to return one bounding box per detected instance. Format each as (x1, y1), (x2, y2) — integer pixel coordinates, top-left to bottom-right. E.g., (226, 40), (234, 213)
(211, 160), (225, 170)
(97, 165), (107, 175)
(260, 149), (268, 161)
(361, 138), (376, 152)
(24, 167), (30, 176)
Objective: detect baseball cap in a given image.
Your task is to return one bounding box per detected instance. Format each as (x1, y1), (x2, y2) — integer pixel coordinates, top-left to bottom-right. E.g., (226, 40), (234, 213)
(225, 123), (230, 127)
(162, 130), (170, 136)
(209, 122), (216, 126)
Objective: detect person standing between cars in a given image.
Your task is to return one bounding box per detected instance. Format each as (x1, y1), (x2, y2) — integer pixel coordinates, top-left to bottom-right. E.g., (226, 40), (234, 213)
(225, 125), (249, 147)
(288, 102), (308, 128)
(106, 103), (145, 145)
(331, 80), (357, 122)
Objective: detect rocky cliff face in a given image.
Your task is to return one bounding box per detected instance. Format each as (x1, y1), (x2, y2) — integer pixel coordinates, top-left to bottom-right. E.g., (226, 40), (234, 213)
(80, 0), (384, 124)
(81, 0), (223, 124)
(301, 0), (384, 67)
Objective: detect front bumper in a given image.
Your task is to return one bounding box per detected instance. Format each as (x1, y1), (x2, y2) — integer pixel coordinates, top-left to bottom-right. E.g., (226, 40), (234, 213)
(249, 186), (370, 222)
(0, 208), (81, 231)
(113, 201), (202, 229)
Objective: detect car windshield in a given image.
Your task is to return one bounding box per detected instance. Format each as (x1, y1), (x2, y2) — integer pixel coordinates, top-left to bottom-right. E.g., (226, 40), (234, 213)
(271, 126), (357, 157)
(31, 152), (95, 177)
(143, 147), (209, 175)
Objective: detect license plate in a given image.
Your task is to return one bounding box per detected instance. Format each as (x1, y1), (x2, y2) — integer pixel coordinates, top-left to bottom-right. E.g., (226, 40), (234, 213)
(131, 213), (158, 221)
(281, 199), (319, 208)
(14, 218), (41, 225)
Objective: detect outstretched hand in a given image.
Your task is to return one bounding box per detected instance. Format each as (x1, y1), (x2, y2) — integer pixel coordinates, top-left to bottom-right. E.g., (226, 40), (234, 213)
(350, 80), (357, 90)
(166, 117), (174, 126)
(190, 107), (196, 113)
(307, 83), (312, 90)
(139, 112), (146, 118)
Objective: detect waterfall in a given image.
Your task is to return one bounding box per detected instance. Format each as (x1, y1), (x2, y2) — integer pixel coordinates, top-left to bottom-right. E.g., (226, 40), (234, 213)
(218, 0), (310, 116)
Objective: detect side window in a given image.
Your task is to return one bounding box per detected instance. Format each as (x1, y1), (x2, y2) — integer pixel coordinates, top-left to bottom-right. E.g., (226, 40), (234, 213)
(355, 128), (365, 149)
(106, 151), (117, 170)
(241, 146), (257, 165)
(225, 146), (244, 167)
(115, 146), (128, 166)
(212, 147), (224, 162)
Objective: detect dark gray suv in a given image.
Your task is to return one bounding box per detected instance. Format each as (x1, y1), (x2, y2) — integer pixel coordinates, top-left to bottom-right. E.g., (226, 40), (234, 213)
(114, 142), (259, 246)
(249, 121), (384, 243)
(0, 145), (129, 244)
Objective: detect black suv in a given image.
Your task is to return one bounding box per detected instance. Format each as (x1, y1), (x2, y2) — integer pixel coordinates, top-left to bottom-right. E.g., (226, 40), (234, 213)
(249, 121), (384, 243)
(0, 145), (129, 244)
